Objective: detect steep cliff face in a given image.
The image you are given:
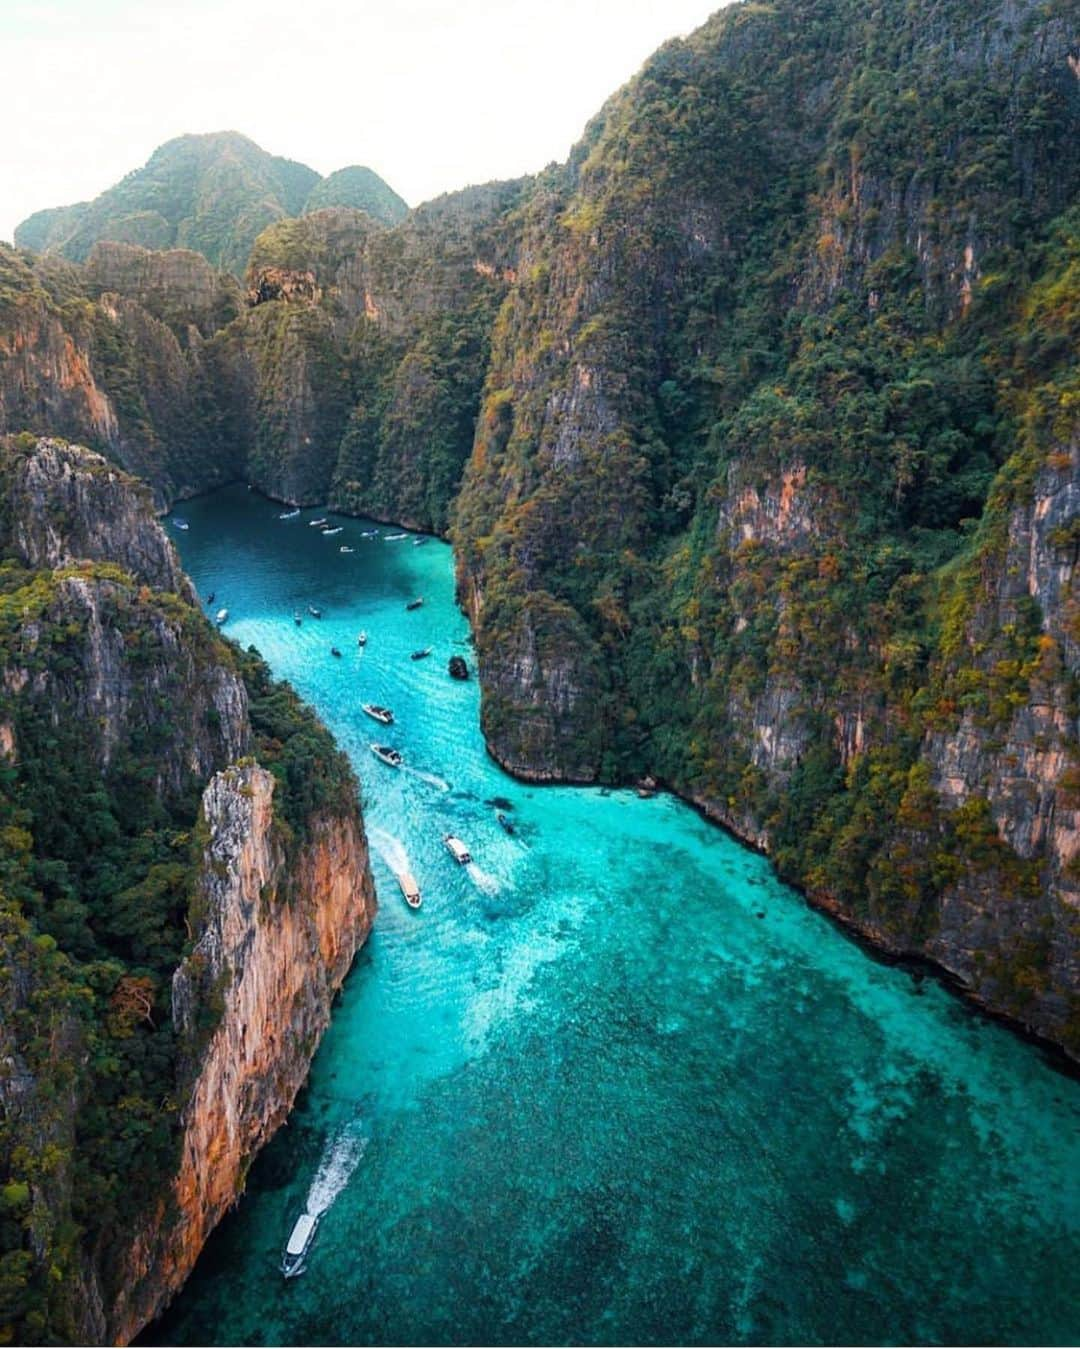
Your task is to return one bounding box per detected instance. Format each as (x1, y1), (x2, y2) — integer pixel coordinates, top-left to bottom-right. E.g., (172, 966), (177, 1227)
(448, 0), (1080, 1052)
(0, 437), (374, 1345)
(0, 244), (242, 503)
(107, 766), (374, 1343)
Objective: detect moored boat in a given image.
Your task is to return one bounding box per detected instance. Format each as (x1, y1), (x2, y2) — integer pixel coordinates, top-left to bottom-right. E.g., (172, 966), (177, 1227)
(370, 743), (403, 767)
(406, 597), (424, 611)
(309, 518), (327, 527)
(340, 545), (354, 553)
(172, 518), (189, 530)
(361, 703), (393, 725)
(281, 1212), (319, 1278)
(384, 533), (408, 541)
(443, 834), (472, 865)
(413, 537), (429, 546)
(397, 871), (421, 909)
(357, 631), (368, 646)
(308, 606), (322, 618)
(331, 647), (342, 658)
(322, 526), (343, 536)
(410, 647), (432, 661)
(294, 611), (302, 626)
(215, 608), (228, 624)
(279, 508), (300, 519)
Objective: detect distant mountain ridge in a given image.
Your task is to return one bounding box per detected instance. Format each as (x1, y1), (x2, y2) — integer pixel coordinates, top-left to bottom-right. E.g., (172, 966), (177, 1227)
(14, 131), (407, 276)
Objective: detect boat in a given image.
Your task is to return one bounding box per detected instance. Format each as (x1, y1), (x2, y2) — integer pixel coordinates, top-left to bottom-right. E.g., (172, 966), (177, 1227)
(406, 597), (424, 611)
(281, 1212), (319, 1278)
(215, 608), (228, 624)
(370, 743), (403, 767)
(172, 519), (189, 531)
(308, 606), (322, 618)
(497, 812), (515, 836)
(443, 834), (472, 865)
(331, 647), (342, 658)
(361, 703), (393, 725)
(413, 537), (429, 547)
(206, 591), (215, 605)
(397, 871), (421, 909)
(309, 518), (328, 527)
(384, 533), (408, 541)
(294, 612), (302, 626)
(357, 631), (368, 646)
(322, 526), (343, 536)
(279, 508), (300, 519)
(410, 648), (433, 661)
(339, 545), (354, 553)
(360, 529), (380, 538)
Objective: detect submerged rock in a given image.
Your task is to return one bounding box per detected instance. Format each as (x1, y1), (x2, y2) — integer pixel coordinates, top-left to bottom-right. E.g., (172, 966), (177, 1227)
(449, 654), (469, 680)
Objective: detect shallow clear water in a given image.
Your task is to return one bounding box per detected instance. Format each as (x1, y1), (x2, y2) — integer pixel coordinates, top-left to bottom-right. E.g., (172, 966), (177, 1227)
(151, 485), (1080, 1346)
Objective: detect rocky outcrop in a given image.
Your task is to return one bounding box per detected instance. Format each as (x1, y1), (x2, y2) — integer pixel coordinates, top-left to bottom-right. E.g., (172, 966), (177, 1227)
(2, 437), (191, 593)
(107, 765), (375, 1343)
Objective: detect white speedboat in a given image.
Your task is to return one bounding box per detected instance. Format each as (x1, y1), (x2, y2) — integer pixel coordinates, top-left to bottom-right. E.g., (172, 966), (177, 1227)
(322, 526), (343, 536)
(361, 703), (393, 725)
(340, 545), (354, 553)
(384, 533), (408, 541)
(172, 519), (190, 531)
(397, 871), (421, 909)
(309, 517), (327, 527)
(279, 508), (300, 519)
(282, 1212), (318, 1278)
(215, 608), (228, 624)
(370, 744), (403, 768)
(443, 834), (472, 865)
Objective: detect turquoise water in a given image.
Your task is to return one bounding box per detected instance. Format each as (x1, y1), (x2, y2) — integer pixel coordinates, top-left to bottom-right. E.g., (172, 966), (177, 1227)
(150, 485), (1080, 1346)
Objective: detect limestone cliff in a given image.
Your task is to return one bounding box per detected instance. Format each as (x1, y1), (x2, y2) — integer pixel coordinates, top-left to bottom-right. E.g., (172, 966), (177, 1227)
(0, 438), (375, 1345)
(107, 765), (374, 1343)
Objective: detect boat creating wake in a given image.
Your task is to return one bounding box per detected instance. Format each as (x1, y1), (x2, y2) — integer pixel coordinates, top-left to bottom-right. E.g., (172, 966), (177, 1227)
(306, 1124), (368, 1218)
(282, 1124), (368, 1278)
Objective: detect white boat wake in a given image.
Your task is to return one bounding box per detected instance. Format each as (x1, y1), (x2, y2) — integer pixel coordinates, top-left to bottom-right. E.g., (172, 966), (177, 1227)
(404, 767), (450, 792)
(466, 862), (501, 895)
(369, 826), (410, 875)
(305, 1123), (368, 1218)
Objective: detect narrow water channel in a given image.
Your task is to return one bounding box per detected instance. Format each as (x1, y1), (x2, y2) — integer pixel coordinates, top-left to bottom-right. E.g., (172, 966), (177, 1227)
(151, 484), (1080, 1346)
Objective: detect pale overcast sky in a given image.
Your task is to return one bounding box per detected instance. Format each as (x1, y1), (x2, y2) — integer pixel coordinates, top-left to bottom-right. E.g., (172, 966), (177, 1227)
(1, 0), (725, 243)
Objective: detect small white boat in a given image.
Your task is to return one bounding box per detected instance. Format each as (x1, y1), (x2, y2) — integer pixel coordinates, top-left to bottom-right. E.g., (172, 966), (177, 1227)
(172, 519), (190, 531)
(384, 533), (408, 541)
(322, 526), (343, 536)
(282, 1212), (319, 1278)
(370, 743), (402, 768)
(357, 631), (368, 647)
(308, 606), (322, 618)
(215, 608), (228, 624)
(309, 517), (328, 527)
(361, 703), (393, 725)
(339, 545), (354, 553)
(443, 834), (472, 865)
(413, 537), (429, 547)
(279, 508), (300, 519)
(397, 871), (422, 909)
(360, 530), (380, 538)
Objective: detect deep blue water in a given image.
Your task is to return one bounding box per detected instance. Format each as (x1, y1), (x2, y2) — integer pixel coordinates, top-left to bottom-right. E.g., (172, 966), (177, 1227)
(151, 485), (1080, 1346)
